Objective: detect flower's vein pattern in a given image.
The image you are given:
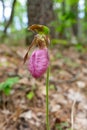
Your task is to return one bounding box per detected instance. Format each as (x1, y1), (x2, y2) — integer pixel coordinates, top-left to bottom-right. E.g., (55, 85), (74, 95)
(28, 49), (49, 78)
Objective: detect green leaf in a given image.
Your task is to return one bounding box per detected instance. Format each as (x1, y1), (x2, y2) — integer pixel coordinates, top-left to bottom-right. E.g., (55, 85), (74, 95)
(49, 85), (55, 90)
(0, 77), (19, 94)
(27, 91), (35, 100)
(56, 122), (69, 130)
(51, 39), (67, 45)
(67, 0), (79, 5)
(54, 0), (63, 3)
(56, 124), (62, 130)
(61, 122), (69, 127)
(3, 86), (11, 95)
(75, 44), (84, 52)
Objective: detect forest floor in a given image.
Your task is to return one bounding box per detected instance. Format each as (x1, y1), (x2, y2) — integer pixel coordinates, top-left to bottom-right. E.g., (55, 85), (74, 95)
(0, 43), (87, 130)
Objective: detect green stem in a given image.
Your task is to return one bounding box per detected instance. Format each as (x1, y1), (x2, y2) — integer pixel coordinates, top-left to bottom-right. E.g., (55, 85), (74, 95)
(46, 67), (50, 130)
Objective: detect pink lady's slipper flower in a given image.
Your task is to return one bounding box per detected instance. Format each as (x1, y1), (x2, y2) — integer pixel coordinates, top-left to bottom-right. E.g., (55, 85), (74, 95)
(28, 48), (49, 78)
(23, 24), (50, 78)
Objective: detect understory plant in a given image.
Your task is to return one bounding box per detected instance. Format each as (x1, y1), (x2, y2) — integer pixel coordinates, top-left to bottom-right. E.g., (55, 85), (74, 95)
(24, 24), (50, 130)
(0, 77), (19, 95)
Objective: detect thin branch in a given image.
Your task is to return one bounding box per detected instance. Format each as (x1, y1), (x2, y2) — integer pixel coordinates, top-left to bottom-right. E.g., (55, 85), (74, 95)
(3, 0), (17, 34)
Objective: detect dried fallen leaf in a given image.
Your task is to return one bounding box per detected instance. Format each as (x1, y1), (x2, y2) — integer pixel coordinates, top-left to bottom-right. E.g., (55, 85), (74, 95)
(76, 81), (86, 88)
(20, 110), (33, 119)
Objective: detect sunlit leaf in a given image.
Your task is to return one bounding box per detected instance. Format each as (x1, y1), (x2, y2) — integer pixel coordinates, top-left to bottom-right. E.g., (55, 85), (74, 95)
(67, 0), (79, 5)
(27, 91), (35, 100)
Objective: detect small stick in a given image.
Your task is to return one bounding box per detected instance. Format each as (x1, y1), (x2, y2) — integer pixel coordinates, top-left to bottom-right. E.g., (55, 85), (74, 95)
(71, 99), (76, 130)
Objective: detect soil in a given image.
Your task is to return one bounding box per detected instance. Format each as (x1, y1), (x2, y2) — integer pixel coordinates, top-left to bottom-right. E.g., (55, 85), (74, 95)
(0, 44), (87, 130)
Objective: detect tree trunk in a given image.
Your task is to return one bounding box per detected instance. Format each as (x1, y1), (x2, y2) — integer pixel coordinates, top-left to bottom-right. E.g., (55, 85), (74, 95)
(26, 0), (54, 44)
(84, 0), (87, 34)
(85, 0), (87, 19)
(59, 1), (66, 39)
(71, 3), (78, 36)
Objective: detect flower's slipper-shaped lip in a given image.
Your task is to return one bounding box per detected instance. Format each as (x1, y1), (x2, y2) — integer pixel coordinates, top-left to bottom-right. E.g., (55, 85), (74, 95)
(28, 49), (49, 78)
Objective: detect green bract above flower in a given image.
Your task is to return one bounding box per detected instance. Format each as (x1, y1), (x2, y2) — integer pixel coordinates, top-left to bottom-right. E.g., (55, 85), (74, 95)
(28, 24), (50, 35)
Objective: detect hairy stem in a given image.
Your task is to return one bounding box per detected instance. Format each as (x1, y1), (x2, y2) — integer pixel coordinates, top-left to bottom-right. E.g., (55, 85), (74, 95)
(46, 67), (50, 130)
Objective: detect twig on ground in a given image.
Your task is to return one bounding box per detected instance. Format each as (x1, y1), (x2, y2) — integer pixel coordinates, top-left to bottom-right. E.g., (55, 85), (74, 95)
(71, 99), (76, 130)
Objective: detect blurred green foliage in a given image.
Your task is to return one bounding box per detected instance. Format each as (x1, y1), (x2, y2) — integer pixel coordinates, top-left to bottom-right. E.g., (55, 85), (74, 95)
(0, 0), (87, 45)
(27, 91), (35, 100)
(0, 77), (19, 95)
(56, 122), (71, 130)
